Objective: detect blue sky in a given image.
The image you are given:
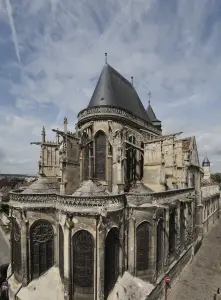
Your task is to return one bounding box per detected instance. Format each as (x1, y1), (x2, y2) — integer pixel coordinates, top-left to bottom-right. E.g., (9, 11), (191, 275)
(0, 0), (221, 174)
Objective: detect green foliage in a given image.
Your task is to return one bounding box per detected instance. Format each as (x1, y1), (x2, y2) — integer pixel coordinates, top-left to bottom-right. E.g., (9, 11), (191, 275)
(211, 173), (221, 185)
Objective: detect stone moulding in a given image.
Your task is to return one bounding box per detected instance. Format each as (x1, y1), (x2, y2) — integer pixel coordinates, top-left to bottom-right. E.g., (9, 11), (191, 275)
(9, 188), (195, 212)
(77, 106), (161, 135)
(9, 192), (125, 211)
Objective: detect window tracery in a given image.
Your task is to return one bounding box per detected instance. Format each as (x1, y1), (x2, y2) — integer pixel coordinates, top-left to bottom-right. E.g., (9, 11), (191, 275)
(95, 131), (106, 180)
(72, 230), (94, 288)
(136, 222), (150, 271)
(30, 220), (54, 279)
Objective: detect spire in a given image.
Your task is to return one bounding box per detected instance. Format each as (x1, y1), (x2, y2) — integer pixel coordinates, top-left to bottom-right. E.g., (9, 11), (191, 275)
(105, 53), (107, 64)
(41, 126), (46, 143)
(202, 154), (210, 167)
(131, 76), (134, 86)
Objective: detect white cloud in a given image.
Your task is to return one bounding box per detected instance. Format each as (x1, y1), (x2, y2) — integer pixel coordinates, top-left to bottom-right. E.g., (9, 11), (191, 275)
(0, 0), (221, 173)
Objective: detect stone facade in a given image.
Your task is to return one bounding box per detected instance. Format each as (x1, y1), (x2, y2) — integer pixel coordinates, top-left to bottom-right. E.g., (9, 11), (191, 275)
(6, 62), (220, 300)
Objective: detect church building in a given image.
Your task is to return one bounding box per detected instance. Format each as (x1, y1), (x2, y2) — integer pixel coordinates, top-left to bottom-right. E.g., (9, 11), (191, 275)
(7, 57), (220, 300)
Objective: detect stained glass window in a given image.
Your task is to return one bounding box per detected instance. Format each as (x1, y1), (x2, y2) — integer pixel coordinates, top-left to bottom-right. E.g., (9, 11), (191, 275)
(59, 224), (64, 279)
(136, 222), (149, 271)
(12, 220), (22, 278)
(95, 131), (106, 180)
(72, 230), (94, 288)
(156, 219), (164, 272)
(104, 228), (119, 297)
(30, 220), (54, 279)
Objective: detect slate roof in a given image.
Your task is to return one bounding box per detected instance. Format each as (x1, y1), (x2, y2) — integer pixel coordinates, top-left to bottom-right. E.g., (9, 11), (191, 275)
(146, 102), (160, 122)
(88, 64), (151, 122)
(202, 156), (210, 166)
(22, 176), (59, 194)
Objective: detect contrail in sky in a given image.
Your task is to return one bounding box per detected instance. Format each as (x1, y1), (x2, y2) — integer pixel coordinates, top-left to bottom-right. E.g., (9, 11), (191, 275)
(5, 0), (21, 63)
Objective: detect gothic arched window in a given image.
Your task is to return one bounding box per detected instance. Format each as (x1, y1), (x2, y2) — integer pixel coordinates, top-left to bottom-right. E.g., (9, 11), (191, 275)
(72, 230), (94, 288)
(12, 219), (22, 279)
(95, 131), (106, 180)
(104, 227), (119, 298)
(30, 220), (54, 279)
(180, 203), (185, 250)
(136, 222), (150, 271)
(59, 224), (64, 280)
(169, 209), (176, 256)
(156, 218), (164, 273)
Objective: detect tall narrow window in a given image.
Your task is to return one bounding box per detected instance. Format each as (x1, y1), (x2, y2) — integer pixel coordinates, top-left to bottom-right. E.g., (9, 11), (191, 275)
(104, 228), (119, 298)
(12, 220), (22, 279)
(95, 131), (106, 180)
(136, 222), (150, 271)
(169, 209), (176, 256)
(30, 220), (54, 279)
(73, 230), (94, 289)
(156, 219), (164, 273)
(59, 224), (64, 280)
(180, 203), (185, 250)
(83, 145), (90, 180)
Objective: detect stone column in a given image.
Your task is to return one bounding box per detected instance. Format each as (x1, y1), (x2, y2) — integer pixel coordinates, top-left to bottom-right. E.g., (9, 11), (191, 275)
(150, 217), (157, 283)
(128, 215), (135, 275)
(21, 220), (28, 285)
(63, 227), (70, 300)
(97, 219), (105, 300)
(175, 202), (181, 258)
(107, 154), (113, 192)
(79, 150), (83, 182)
(164, 208), (170, 270)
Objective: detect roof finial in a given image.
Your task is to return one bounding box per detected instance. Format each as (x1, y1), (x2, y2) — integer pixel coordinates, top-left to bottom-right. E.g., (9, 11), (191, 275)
(131, 76), (133, 86)
(41, 126), (46, 143)
(64, 117), (68, 134)
(105, 53), (107, 64)
(148, 91), (152, 105)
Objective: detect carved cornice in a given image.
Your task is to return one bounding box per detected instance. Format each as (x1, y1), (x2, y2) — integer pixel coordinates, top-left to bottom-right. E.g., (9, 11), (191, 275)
(9, 192), (125, 212)
(77, 106), (161, 135)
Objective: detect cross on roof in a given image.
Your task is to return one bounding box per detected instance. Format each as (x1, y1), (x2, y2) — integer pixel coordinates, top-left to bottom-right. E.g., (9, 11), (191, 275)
(148, 91), (152, 105)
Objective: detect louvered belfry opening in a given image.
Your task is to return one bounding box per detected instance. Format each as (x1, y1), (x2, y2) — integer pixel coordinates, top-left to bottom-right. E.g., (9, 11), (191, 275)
(104, 227), (120, 299)
(30, 220), (54, 279)
(95, 131), (106, 181)
(59, 224), (64, 280)
(136, 222), (150, 271)
(72, 230), (94, 295)
(12, 219), (22, 279)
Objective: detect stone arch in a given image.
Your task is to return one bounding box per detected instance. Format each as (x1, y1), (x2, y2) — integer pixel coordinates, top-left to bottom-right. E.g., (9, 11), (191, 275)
(30, 219), (54, 280)
(72, 230), (94, 295)
(136, 221), (150, 272)
(94, 130), (107, 181)
(12, 219), (22, 280)
(104, 227), (120, 298)
(59, 224), (64, 280)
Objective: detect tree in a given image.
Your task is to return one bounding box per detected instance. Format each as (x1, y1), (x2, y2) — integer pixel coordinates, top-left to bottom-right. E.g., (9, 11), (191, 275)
(211, 173), (221, 184)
